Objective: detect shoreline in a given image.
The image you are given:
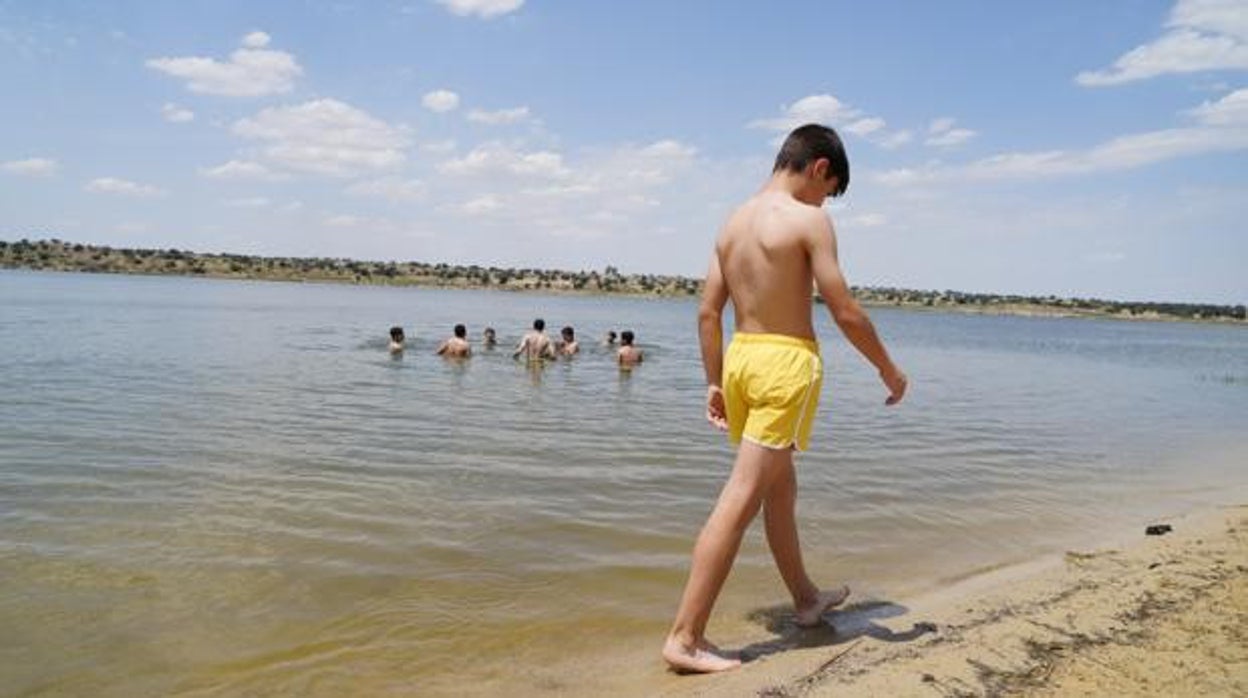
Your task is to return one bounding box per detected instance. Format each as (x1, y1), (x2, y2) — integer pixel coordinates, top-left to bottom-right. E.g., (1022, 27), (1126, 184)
(2, 264), (1243, 326)
(641, 503), (1246, 697)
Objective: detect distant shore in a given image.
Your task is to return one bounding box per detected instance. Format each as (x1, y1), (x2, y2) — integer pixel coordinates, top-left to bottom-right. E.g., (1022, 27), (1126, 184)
(3, 238), (1243, 323)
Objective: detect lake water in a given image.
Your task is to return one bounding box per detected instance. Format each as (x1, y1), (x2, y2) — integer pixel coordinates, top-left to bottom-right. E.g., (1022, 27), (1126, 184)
(2, 270), (1245, 696)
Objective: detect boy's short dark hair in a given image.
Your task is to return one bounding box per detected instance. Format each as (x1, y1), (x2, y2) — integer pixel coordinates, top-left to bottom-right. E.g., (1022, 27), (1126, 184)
(533, 318), (545, 331)
(773, 123), (850, 197)
(562, 326), (574, 338)
(484, 326), (496, 336)
(454, 323), (466, 338)
(621, 330), (635, 345)
(390, 326), (404, 340)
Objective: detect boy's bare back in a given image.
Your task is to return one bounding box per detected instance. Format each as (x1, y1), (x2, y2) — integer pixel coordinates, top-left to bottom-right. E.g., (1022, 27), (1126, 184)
(713, 190), (858, 342)
(717, 191), (823, 340)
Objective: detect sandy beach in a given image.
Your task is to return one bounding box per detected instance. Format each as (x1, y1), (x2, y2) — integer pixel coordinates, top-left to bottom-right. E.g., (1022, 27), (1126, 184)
(628, 504), (1247, 697)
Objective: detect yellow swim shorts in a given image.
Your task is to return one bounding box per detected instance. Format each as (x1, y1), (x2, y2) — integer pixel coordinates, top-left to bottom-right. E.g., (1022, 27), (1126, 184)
(724, 333), (823, 452)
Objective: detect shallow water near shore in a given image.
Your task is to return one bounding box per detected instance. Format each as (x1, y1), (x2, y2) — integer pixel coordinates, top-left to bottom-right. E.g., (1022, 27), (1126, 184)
(2, 270), (1246, 696)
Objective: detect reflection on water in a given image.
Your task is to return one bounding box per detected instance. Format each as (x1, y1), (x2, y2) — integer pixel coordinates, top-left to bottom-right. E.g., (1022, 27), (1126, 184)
(1, 271), (1245, 696)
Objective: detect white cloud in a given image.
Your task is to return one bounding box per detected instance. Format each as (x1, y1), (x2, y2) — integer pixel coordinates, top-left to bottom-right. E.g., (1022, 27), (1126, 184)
(876, 88), (1248, 184)
(511, 151), (567, 176)
(878, 130), (914, 149)
(925, 118), (976, 147)
(232, 99), (410, 176)
(749, 94), (859, 132)
(422, 89), (460, 113)
(1077, 0), (1248, 86)
(241, 31), (271, 49)
(639, 139), (697, 159)
(926, 130), (976, 148)
(435, 0), (524, 20)
(346, 177), (428, 202)
(425, 136), (699, 248)
(611, 140), (698, 186)
(845, 117), (886, 136)
(461, 194), (503, 215)
(2, 157), (58, 176)
(439, 142), (570, 179)
(467, 106), (532, 125)
(85, 177), (164, 197)
(1188, 85), (1248, 123)
(1172, 0), (1248, 37)
(200, 159), (285, 180)
(223, 196), (270, 208)
(421, 139), (457, 154)
(146, 32), (302, 97)
(874, 167), (923, 187)
(520, 183), (600, 197)
(749, 93), (911, 149)
(161, 102), (195, 123)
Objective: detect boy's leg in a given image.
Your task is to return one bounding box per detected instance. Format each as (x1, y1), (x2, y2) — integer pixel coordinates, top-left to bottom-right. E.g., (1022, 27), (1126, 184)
(762, 452), (819, 606)
(663, 441), (789, 673)
(762, 452), (850, 626)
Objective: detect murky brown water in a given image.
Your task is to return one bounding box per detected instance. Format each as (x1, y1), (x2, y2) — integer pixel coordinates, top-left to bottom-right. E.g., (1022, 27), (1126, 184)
(2, 270), (1245, 695)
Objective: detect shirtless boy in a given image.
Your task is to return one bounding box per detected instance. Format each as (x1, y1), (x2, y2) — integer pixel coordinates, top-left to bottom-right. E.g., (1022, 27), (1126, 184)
(436, 324), (472, 358)
(616, 330), (643, 368)
(558, 326), (580, 356)
(513, 318), (556, 362)
(662, 123), (908, 673)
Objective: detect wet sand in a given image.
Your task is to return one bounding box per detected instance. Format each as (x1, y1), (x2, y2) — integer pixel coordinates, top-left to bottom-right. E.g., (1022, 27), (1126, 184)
(628, 504), (1246, 697)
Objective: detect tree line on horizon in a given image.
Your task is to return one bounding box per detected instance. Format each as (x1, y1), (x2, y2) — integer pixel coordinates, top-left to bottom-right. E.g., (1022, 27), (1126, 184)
(2, 238), (1243, 322)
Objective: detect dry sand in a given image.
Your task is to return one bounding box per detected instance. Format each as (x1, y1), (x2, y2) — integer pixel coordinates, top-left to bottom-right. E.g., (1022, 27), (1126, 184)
(638, 504), (1247, 697)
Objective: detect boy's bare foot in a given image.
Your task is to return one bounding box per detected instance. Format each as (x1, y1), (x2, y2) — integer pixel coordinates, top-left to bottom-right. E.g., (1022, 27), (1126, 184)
(662, 637), (742, 673)
(795, 585), (850, 627)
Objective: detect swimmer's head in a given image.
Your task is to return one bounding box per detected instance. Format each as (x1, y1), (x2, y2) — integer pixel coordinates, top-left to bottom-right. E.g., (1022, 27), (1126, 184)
(621, 330), (635, 346)
(562, 326), (574, 341)
(484, 327), (496, 339)
(533, 318), (545, 331)
(454, 323), (467, 339)
(390, 326), (405, 342)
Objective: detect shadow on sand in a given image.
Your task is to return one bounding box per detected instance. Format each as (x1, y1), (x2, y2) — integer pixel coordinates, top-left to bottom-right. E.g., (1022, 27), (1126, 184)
(736, 598), (937, 663)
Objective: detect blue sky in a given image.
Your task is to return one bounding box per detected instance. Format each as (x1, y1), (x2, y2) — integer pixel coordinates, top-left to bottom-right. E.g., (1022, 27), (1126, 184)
(2, 0), (1245, 304)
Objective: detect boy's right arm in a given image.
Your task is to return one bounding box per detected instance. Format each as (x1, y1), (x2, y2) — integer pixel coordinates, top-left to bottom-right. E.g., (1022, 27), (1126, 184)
(809, 213), (908, 405)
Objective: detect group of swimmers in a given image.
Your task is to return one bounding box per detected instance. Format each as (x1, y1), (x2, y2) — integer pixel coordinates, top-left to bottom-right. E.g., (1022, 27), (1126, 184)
(387, 318), (644, 367)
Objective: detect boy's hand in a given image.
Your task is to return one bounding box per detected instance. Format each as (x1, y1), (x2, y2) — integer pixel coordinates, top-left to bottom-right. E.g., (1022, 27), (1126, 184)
(882, 369), (908, 406)
(706, 385), (728, 430)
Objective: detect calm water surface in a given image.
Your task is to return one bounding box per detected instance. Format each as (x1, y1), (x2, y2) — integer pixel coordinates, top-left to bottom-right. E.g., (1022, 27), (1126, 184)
(2, 270), (1245, 696)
